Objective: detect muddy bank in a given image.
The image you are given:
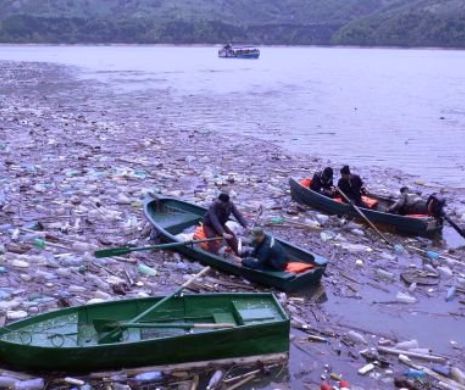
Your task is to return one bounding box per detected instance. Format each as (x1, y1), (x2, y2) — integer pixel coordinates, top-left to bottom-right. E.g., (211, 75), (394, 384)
(1, 60), (465, 389)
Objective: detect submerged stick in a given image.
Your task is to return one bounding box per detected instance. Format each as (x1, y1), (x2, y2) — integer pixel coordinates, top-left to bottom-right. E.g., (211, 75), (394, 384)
(225, 374), (257, 390)
(90, 353), (289, 378)
(378, 346), (446, 363)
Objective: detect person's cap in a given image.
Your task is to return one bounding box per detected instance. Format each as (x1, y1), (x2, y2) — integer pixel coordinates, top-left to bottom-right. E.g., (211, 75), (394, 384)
(250, 227), (265, 237)
(400, 186), (409, 193)
(340, 165), (351, 175)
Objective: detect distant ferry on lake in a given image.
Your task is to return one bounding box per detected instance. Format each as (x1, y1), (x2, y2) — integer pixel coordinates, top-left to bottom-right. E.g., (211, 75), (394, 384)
(218, 44), (260, 59)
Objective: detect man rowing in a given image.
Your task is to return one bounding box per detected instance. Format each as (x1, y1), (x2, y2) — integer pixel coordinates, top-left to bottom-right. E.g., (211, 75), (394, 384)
(241, 227), (288, 271)
(202, 192), (248, 256)
(310, 167), (335, 198)
(337, 165), (368, 207)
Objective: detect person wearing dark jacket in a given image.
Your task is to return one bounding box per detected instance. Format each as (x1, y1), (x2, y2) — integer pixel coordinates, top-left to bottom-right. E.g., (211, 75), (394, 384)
(310, 167), (335, 198)
(388, 187), (446, 217)
(241, 227), (288, 271)
(337, 165), (368, 207)
(388, 187), (426, 214)
(203, 192), (248, 255)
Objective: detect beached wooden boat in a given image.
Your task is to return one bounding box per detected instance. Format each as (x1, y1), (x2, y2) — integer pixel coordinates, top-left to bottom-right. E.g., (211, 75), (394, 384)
(289, 178), (443, 238)
(218, 45), (260, 59)
(144, 197), (328, 292)
(0, 293), (289, 372)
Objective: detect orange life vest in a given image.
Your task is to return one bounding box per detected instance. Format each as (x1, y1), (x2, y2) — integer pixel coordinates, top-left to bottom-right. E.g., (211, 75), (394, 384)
(362, 196), (379, 209)
(285, 262), (314, 274)
(193, 225), (209, 250)
(299, 178), (312, 188)
(406, 214), (429, 219)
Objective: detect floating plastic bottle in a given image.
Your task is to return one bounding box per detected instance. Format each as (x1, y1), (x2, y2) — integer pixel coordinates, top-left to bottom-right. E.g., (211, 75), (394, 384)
(138, 263), (157, 277)
(11, 259), (30, 268)
(426, 250), (440, 261)
(133, 371), (163, 383)
(33, 238), (46, 250)
(207, 370), (224, 390)
(14, 378), (45, 390)
(7, 310), (28, 320)
(394, 244), (406, 254)
(346, 330), (368, 345)
(437, 266), (453, 280)
(451, 367), (465, 385)
(358, 363), (375, 375)
(375, 269), (395, 281)
(396, 292), (417, 304)
(395, 339), (419, 350)
(446, 286), (456, 302)
(404, 369), (425, 379)
(0, 376), (16, 387)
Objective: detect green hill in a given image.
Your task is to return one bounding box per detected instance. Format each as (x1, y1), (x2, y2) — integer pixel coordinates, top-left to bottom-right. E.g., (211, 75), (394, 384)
(0, 0), (464, 47)
(333, 0), (465, 47)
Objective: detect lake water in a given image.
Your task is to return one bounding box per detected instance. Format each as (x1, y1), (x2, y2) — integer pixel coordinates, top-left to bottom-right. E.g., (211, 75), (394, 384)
(1, 45), (465, 187)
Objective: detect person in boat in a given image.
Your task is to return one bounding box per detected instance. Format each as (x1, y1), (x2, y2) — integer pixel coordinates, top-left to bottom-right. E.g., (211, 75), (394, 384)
(310, 167), (335, 198)
(337, 165), (368, 207)
(203, 191), (248, 256)
(241, 227), (288, 271)
(388, 187), (445, 217)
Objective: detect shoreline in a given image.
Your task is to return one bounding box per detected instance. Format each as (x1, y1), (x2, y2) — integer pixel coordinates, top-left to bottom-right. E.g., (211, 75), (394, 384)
(1, 59), (464, 388)
(1, 43), (465, 52)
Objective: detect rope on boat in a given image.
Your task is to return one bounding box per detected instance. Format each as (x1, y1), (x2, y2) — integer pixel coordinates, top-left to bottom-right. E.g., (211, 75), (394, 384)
(1, 323), (99, 347)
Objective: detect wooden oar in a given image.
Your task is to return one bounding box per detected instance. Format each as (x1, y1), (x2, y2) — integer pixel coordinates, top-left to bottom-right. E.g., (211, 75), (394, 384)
(444, 214), (465, 240)
(94, 237), (223, 258)
(98, 266), (211, 343)
(95, 320), (235, 332)
(336, 186), (393, 246)
(266, 216), (321, 230)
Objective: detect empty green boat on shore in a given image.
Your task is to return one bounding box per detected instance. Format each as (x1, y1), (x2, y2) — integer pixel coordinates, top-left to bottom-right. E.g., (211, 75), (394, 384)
(0, 293), (289, 372)
(144, 197), (328, 292)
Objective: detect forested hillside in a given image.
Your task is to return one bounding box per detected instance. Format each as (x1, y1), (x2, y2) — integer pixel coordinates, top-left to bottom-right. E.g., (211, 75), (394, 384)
(0, 0), (463, 47)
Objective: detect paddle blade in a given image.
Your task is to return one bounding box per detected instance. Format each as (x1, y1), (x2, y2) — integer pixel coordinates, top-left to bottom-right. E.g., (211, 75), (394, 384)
(444, 215), (465, 240)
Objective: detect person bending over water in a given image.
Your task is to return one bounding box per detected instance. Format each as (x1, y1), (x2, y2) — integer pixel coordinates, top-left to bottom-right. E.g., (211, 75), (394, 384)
(310, 167), (335, 198)
(241, 227), (288, 271)
(203, 192), (248, 256)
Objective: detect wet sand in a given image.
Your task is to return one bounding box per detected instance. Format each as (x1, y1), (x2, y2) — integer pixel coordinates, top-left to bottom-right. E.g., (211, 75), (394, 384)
(1, 60), (465, 389)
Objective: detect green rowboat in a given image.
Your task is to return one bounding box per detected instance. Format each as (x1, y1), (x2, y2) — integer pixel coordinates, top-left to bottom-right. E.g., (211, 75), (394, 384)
(144, 197), (328, 292)
(0, 293), (289, 372)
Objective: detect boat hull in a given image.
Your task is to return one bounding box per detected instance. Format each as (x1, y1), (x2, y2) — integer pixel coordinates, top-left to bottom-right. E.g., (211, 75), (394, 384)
(0, 294), (289, 372)
(289, 178), (442, 238)
(218, 52), (260, 59)
(144, 197), (327, 292)
(218, 46), (260, 59)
